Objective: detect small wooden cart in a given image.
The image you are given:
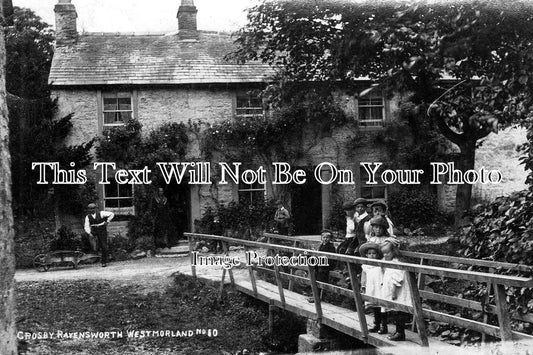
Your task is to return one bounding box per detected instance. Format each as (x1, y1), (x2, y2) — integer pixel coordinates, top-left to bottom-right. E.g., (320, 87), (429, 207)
(33, 251), (100, 272)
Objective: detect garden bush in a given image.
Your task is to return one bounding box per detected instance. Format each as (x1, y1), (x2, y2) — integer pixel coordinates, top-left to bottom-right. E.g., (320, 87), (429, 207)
(49, 225), (85, 251)
(388, 187), (444, 229)
(194, 200), (277, 239)
(14, 216), (55, 268)
(456, 190), (533, 323)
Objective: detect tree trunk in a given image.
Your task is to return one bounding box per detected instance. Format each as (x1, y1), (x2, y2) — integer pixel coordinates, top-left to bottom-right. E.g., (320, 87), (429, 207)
(0, 0), (16, 353)
(454, 141), (476, 226)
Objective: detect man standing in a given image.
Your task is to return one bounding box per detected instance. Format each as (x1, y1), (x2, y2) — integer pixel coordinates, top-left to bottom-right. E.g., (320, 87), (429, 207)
(84, 203), (114, 267)
(274, 200), (290, 235)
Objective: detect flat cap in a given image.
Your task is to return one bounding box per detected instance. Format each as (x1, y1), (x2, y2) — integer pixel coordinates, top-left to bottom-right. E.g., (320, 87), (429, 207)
(87, 203), (97, 209)
(353, 198), (368, 206)
(342, 201), (355, 210)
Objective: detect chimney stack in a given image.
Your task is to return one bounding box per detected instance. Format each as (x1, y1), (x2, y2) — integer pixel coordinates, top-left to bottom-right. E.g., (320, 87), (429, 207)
(54, 0), (77, 46)
(177, 0), (198, 40)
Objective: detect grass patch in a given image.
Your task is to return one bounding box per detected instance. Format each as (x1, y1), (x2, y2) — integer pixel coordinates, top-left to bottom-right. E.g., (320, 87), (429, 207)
(17, 274), (305, 354)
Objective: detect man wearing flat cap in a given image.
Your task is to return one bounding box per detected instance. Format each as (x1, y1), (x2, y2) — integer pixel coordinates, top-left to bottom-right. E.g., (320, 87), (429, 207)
(84, 203), (114, 267)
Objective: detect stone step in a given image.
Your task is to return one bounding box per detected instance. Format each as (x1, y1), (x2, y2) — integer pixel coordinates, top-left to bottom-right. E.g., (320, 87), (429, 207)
(155, 245), (189, 257)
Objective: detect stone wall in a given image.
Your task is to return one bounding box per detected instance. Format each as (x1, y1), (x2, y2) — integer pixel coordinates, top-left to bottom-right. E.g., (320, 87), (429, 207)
(437, 127), (528, 213)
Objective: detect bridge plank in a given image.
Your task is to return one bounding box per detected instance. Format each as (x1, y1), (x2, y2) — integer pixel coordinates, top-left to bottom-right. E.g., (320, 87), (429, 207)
(232, 273), (454, 350)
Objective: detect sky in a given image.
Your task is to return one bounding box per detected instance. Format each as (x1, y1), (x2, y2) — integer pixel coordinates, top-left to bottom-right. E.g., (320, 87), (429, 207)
(13, 0), (256, 33)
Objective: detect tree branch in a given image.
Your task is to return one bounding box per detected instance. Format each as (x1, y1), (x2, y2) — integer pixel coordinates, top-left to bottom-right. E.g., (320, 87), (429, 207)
(428, 104), (465, 145)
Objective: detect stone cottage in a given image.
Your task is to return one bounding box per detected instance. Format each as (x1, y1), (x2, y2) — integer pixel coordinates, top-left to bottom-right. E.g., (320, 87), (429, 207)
(48, 0), (424, 238)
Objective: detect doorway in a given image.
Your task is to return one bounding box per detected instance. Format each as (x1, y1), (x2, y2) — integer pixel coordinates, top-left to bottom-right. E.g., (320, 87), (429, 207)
(165, 181), (190, 245)
(290, 171), (322, 235)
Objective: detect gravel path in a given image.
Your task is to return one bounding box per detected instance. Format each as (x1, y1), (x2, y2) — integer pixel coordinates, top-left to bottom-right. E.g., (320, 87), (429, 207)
(14, 250), (250, 293)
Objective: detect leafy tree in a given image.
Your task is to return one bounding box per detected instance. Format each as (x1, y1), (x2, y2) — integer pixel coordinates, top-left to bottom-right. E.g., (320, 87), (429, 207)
(233, 0), (533, 224)
(5, 6), (54, 98)
(6, 7), (93, 217)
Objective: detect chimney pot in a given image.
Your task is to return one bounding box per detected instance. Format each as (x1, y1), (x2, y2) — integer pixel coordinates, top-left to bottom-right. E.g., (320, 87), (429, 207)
(54, 0), (77, 45)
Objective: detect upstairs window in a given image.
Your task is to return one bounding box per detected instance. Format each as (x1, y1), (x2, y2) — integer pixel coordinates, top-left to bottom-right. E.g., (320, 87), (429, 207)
(358, 92), (384, 127)
(235, 92), (264, 119)
(103, 92), (132, 127)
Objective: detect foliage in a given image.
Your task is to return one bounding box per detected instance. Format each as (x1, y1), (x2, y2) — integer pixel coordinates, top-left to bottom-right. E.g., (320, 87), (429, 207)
(202, 83), (348, 164)
(375, 100), (451, 182)
(5, 6), (54, 98)
(6, 9), (93, 216)
(388, 187), (443, 229)
(195, 200), (277, 239)
(96, 118), (189, 183)
(8, 95), (94, 216)
(95, 118), (142, 165)
(108, 233), (135, 261)
(325, 198), (346, 233)
(96, 119), (190, 247)
(456, 190), (533, 319)
(233, 0), (533, 223)
(49, 225), (84, 251)
(13, 216), (55, 268)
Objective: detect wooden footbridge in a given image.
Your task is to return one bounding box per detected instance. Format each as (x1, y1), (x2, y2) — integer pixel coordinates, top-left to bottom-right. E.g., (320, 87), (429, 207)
(185, 232), (533, 352)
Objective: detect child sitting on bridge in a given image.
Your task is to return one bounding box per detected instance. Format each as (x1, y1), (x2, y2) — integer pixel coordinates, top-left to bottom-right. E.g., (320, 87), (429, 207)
(380, 239), (413, 341)
(359, 242), (386, 334)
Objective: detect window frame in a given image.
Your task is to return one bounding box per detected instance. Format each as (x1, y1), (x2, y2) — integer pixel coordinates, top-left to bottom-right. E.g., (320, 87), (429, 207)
(237, 180), (267, 205)
(235, 91), (265, 119)
(102, 174), (135, 215)
(357, 91), (386, 128)
(358, 166), (387, 202)
(97, 90), (138, 133)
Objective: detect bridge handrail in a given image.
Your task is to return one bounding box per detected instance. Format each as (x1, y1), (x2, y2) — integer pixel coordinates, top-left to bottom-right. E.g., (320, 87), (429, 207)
(186, 233), (533, 287)
(264, 233), (533, 274)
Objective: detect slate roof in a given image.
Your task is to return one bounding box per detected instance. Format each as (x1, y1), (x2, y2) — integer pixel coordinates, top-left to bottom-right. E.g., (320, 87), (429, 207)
(49, 31), (276, 86)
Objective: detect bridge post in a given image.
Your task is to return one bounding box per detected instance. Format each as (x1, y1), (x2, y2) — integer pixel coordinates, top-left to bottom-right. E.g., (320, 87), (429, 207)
(244, 246), (258, 296)
(494, 283), (513, 342)
(347, 263), (368, 342)
(288, 239), (298, 291)
(307, 265), (323, 323)
(269, 301), (275, 334)
(273, 263), (286, 307)
(406, 271), (429, 346)
(412, 257), (427, 332)
(187, 235), (196, 279)
(222, 241), (235, 286)
(482, 267), (494, 344)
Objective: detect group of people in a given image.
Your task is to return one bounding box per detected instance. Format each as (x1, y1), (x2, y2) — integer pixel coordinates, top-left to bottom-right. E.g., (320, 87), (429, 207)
(314, 198), (411, 341)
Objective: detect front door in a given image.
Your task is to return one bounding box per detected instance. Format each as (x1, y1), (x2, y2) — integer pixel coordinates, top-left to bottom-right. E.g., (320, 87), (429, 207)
(290, 172), (322, 235)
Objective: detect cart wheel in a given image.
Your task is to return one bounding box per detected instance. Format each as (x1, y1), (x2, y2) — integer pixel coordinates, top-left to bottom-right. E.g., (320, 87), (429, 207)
(33, 254), (50, 272)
